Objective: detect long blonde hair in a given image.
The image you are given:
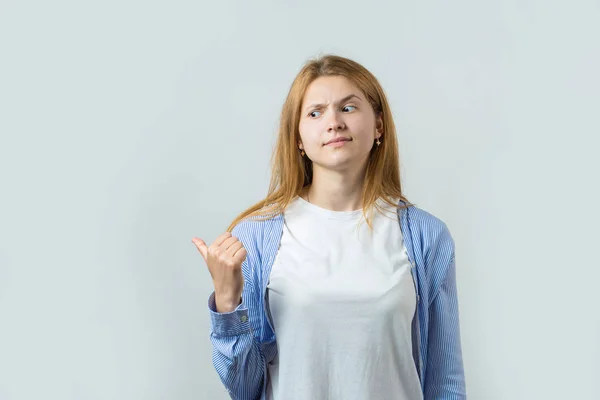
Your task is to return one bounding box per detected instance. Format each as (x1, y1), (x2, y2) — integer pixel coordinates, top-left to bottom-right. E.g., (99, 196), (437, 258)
(226, 54), (414, 232)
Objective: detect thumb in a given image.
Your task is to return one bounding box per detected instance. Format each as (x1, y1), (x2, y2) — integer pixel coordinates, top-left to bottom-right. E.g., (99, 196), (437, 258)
(192, 237), (208, 261)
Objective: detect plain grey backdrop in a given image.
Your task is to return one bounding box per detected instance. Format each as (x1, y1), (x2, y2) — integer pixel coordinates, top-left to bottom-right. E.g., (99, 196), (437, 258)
(1, 1), (599, 399)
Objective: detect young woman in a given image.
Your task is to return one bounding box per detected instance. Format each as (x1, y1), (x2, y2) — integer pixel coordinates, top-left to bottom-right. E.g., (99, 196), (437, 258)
(193, 54), (466, 400)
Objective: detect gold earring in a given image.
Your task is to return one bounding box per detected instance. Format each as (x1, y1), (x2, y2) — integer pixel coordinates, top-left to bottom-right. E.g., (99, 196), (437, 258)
(300, 149), (305, 156)
(376, 138), (381, 146)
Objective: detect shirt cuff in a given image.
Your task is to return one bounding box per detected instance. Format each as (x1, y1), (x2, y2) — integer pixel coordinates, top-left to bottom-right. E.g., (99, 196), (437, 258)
(207, 291), (252, 336)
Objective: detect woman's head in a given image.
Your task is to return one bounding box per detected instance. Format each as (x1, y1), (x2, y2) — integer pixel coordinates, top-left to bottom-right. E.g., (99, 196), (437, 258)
(226, 54), (412, 232)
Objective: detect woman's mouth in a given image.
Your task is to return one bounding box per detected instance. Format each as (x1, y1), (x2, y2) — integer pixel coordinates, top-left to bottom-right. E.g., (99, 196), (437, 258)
(325, 138), (352, 146)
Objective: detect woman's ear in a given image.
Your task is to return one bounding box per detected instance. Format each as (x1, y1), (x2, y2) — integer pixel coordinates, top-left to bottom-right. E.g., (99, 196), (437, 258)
(375, 112), (384, 138)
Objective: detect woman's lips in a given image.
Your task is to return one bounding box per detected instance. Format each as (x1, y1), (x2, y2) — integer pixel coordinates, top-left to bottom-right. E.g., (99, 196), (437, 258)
(325, 138), (352, 146)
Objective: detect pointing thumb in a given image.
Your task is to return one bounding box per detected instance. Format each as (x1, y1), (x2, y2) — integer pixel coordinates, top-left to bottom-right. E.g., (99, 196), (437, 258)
(192, 237), (208, 261)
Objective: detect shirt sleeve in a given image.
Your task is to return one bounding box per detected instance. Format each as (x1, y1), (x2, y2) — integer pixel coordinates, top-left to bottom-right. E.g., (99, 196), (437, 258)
(424, 234), (467, 399)
(206, 223), (269, 400)
(208, 291), (251, 336)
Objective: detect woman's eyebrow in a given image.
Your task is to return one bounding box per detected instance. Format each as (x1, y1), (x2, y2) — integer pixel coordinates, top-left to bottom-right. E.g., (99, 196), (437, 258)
(304, 94), (362, 112)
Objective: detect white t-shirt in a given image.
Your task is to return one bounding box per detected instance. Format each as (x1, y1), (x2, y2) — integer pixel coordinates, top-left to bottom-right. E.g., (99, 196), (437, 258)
(266, 196), (423, 400)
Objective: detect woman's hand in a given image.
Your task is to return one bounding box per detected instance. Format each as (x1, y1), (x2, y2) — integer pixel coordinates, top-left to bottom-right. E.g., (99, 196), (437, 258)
(192, 232), (246, 313)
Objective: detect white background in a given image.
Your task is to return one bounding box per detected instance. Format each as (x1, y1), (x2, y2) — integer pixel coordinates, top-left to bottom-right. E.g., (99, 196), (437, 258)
(1, 1), (599, 399)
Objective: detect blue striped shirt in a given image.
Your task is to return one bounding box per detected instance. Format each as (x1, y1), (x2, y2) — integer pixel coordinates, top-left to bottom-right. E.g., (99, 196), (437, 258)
(208, 200), (466, 399)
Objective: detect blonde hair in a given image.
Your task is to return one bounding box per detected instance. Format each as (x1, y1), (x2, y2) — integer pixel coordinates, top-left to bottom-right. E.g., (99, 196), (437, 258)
(226, 54), (414, 232)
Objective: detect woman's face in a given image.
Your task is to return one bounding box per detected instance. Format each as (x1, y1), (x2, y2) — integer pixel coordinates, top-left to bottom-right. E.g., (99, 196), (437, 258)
(298, 75), (382, 173)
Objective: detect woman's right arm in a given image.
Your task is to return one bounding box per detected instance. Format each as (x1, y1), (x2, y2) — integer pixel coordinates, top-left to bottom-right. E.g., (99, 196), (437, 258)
(208, 285), (266, 400)
(193, 225), (267, 400)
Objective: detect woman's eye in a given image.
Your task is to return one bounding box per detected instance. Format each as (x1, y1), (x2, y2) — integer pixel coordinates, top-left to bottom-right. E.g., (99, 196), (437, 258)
(309, 110), (321, 118)
(343, 105), (357, 112)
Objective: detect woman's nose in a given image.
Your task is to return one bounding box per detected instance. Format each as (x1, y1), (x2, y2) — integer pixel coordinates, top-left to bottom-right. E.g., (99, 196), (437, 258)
(327, 111), (345, 131)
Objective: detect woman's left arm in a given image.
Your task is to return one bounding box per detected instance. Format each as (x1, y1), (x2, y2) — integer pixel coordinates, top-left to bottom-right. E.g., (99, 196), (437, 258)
(424, 229), (467, 399)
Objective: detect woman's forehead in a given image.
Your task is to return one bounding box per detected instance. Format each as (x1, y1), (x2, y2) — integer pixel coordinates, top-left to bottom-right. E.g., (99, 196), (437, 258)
(302, 76), (364, 104)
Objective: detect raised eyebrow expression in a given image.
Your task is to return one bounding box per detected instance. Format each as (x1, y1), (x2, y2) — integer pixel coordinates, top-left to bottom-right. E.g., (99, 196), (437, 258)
(304, 94), (362, 113)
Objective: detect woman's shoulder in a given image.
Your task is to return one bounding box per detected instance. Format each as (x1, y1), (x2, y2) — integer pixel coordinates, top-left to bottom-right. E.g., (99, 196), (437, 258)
(230, 212), (283, 248)
(403, 203), (455, 268)
(404, 204), (452, 237)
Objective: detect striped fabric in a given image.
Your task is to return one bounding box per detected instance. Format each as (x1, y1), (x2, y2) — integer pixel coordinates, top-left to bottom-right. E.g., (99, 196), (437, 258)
(207, 200), (466, 399)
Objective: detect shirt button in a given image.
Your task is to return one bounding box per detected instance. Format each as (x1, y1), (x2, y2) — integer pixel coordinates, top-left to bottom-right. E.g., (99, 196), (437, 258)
(240, 315), (248, 322)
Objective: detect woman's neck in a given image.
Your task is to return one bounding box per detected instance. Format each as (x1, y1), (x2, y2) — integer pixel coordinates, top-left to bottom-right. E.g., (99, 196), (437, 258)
(301, 182), (364, 212)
